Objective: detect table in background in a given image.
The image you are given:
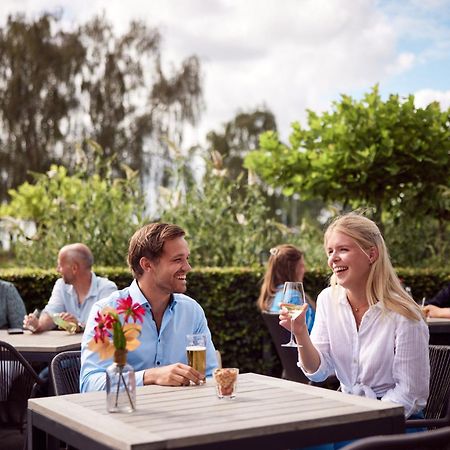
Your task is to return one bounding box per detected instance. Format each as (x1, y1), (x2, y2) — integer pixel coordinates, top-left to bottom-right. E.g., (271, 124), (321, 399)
(427, 318), (450, 345)
(28, 372), (404, 450)
(0, 329), (82, 364)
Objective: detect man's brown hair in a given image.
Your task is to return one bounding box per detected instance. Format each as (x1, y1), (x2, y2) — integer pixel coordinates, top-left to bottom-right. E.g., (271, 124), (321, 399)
(127, 223), (186, 278)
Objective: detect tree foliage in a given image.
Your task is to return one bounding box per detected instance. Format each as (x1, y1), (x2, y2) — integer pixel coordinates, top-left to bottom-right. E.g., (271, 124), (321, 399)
(0, 142), (147, 267)
(0, 13), (203, 202)
(158, 148), (325, 268)
(206, 108), (276, 180)
(245, 86), (450, 266)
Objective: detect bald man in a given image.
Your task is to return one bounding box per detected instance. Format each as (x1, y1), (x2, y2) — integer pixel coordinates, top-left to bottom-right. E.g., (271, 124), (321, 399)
(23, 243), (117, 333)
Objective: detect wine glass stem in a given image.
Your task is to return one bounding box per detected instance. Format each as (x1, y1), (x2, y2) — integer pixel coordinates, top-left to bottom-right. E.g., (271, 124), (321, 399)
(290, 317), (295, 344)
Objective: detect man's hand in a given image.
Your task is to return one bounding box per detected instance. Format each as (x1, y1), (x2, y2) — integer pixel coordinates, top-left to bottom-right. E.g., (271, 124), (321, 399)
(423, 304), (450, 319)
(143, 363), (205, 386)
(59, 312), (78, 324)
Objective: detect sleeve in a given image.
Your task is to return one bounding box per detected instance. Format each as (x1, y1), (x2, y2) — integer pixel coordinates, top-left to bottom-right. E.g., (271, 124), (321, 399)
(381, 317), (430, 418)
(80, 299), (109, 392)
(42, 279), (66, 316)
(5, 283), (27, 328)
(98, 278), (118, 302)
(298, 289), (335, 382)
(427, 283), (450, 308)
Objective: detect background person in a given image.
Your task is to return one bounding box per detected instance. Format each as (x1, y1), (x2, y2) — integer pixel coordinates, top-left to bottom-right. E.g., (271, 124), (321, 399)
(279, 213), (429, 449)
(423, 282), (450, 319)
(80, 222), (218, 392)
(0, 279), (26, 329)
(257, 244), (315, 332)
(23, 243), (117, 333)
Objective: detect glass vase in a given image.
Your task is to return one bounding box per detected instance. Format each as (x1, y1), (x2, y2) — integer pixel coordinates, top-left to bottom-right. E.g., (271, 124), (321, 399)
(106, 349), (136, 413)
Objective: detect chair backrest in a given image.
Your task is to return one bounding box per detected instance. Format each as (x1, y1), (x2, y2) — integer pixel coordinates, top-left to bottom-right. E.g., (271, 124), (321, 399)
(261, 312), (309, 383)
(0, 340), (44, 431)
(425, 345), (450, 420)
(341, 426), (450, 450)
(50, 350), (81, 396)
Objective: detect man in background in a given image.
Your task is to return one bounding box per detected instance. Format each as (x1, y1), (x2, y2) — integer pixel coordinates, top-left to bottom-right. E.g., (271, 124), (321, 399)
(23, 243), (117, 333)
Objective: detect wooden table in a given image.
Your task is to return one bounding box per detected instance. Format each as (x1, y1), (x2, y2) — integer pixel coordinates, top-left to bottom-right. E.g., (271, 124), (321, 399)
(0, 329), (82, 364)
(427, 317), (450, 345)
(28, 373), (404, 450)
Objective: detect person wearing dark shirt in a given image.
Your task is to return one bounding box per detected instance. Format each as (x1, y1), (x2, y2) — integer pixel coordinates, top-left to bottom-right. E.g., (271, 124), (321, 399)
(423, 283), (450, 319)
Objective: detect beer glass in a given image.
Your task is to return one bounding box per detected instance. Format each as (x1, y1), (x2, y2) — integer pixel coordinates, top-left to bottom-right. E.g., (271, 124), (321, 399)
(186, 333), (206, 384)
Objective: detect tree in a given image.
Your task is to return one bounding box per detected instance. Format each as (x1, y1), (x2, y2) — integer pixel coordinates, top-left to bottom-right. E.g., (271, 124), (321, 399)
(206, 108), (276, 181)
(244, 85), (450, 255)
(0, 13), (203, 202)
(0, 13), (85, 202)
(0, 142), (146, 267)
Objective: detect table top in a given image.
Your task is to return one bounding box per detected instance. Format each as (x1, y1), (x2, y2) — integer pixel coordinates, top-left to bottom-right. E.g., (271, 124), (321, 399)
(28, 372), (404, 450)
(0, 329), (82, 353)
(427, 317), (450, 325)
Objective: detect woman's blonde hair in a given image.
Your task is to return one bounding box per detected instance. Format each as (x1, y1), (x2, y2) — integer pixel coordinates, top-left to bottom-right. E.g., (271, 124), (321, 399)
(324, 213), (424, 321)
(257, 244), (305, 311)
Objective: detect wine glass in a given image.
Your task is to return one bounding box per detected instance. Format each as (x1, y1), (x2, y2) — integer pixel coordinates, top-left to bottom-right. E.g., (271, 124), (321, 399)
(280, 281), (306, 348)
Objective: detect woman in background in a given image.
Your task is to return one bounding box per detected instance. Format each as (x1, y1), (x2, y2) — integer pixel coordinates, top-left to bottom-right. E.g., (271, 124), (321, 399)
(258, 244), (315, 333)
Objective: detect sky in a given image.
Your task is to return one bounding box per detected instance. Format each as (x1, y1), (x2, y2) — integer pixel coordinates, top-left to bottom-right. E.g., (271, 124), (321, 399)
(1, 0), (450, 147)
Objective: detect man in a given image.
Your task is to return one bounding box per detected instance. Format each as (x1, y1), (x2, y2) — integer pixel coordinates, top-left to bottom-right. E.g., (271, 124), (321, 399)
(423, 283), (450, 319)
(23, 243), (117, 333)
(0, 279), (26, 329)
(80, 223), (218, 392)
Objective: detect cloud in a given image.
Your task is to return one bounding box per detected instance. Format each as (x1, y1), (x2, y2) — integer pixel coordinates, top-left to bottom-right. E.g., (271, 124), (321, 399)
(0, 0), (448, 144)
(414, 88), (450, 109)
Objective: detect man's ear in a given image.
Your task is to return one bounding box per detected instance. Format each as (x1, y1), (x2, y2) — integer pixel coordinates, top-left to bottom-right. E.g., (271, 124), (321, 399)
(139, 256), (153, 273)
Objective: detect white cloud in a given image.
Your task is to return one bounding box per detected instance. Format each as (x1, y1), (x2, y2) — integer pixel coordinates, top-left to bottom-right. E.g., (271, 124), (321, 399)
(0, 0), (448, 144)
(414, 89), (450, 109)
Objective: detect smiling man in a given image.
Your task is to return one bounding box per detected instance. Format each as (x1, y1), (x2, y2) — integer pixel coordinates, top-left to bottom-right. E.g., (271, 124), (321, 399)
(80, 222), (218, 392)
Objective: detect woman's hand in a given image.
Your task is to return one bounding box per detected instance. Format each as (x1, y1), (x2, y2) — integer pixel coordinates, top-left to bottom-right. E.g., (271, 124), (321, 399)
(279, 304), (309, 336)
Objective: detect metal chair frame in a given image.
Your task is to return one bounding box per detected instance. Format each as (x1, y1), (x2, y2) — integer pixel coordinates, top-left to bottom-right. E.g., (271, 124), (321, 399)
(341, 425), (450, 450)
(50, 350), (81, 396)
(0, 340), (44, 432)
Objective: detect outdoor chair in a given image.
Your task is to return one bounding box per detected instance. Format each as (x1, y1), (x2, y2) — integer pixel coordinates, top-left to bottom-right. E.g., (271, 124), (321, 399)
(340, 425), (450, 450)
(50, 350), (81, 396)
(261, 311), (310, 383)
(406, 344), (450, 430)
(0, 340), (45, 432)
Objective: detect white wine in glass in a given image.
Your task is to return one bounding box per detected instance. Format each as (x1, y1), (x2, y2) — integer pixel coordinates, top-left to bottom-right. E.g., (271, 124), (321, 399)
(280, 281), (306, 348)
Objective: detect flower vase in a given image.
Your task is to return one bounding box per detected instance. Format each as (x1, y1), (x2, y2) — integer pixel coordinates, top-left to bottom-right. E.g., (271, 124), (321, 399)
(106, 349), (136, 413)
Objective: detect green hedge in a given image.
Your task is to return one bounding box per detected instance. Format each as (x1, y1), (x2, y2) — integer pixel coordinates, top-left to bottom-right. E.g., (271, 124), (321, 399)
(1, 267), (448, 376)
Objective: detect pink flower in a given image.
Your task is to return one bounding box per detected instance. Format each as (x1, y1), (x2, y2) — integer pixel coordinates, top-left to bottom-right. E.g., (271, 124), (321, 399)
(116, 295), (145, 323)
(93, 310), (114, 343)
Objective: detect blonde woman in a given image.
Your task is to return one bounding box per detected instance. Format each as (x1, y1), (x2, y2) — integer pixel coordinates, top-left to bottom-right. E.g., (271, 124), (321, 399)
(280, 213), (429, 433)
(258, 244), (315, 332)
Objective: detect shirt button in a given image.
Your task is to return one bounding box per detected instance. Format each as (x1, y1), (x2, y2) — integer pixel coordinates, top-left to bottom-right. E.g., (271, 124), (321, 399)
(158, 338), (161, 342)
(156, 361), (160, 365)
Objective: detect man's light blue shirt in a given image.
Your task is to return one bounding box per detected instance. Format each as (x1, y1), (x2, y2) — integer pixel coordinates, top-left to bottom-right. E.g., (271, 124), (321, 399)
(43, 273), (117, 325)
(80, 279), (218, 392)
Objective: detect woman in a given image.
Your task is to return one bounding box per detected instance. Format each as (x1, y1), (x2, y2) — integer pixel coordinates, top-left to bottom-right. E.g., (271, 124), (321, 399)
(280, 213), (429, 446)
(258, 244), (315, 332)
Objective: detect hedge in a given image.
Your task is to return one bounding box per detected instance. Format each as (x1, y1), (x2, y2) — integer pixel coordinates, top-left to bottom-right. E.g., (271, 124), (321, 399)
(1, 266), (448, 376)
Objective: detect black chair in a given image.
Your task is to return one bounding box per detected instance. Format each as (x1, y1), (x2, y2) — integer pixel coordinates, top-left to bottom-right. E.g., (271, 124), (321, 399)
(50, 350), (81, 395)
(261, 311), (310, 383)
(341, 425), (450, 450)
(0, 340), (45, 432)
(406, 344), (450, 430)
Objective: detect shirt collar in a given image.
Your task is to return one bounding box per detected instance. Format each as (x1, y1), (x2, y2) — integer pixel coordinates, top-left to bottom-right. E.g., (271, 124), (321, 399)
(129, 279), (178, 309)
